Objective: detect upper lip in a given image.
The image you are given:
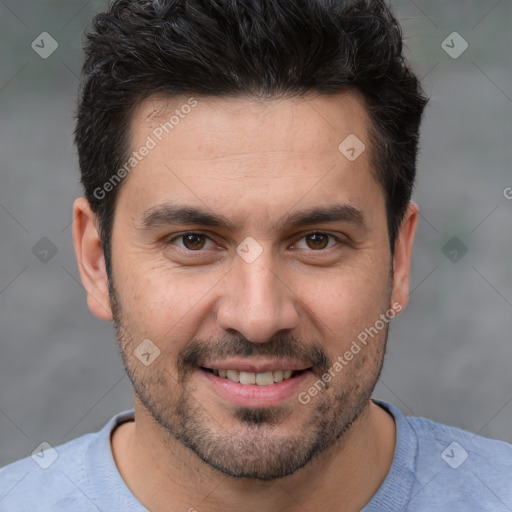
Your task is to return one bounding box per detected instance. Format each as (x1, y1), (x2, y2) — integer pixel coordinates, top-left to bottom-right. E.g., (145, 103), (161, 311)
(201, 358), (311, 374)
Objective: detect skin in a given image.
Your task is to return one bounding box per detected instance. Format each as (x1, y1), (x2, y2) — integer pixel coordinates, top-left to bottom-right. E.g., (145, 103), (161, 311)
(73, 90), (418, 511)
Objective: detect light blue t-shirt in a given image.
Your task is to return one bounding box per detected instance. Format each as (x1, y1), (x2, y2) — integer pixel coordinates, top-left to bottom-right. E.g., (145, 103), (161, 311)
(1, 400), (511, 511)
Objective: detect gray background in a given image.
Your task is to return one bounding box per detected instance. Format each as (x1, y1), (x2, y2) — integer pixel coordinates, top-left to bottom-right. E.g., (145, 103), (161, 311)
(0, 0), (511, 467)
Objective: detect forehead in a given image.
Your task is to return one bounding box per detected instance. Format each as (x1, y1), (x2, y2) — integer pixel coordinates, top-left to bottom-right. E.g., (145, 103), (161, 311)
(135, 91), (371, 161)
(116, 91), (384, 231)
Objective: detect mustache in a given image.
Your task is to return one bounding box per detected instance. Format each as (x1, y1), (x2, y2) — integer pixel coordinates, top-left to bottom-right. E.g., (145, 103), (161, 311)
(177, 334), (332, 381)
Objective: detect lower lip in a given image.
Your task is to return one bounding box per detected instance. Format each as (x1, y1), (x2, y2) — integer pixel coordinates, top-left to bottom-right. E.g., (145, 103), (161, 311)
(199, 368), (312, 407)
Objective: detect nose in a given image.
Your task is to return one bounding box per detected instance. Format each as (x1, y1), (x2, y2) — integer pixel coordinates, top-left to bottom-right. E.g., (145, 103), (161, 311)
(215, 252), (300, 343)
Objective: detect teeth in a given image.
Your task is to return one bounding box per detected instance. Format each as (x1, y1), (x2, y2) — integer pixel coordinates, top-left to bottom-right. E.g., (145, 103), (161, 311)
(273, 370), (284, 383)
(256, 371), (275, 386)
(239, 371), (256, 385)
(214, 369), (299, 385)
(226, 370), (240, 382)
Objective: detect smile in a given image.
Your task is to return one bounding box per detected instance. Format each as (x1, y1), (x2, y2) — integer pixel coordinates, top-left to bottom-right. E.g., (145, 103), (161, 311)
(199, 363), (313, 407)
(202, 368), (305, 386)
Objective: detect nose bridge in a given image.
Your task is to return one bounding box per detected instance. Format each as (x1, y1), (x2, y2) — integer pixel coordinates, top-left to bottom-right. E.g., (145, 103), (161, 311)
(215, 248), (299, 343)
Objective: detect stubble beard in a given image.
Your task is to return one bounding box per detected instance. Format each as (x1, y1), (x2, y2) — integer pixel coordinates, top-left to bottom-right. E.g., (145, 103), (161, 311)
(108, 278), (389, 480)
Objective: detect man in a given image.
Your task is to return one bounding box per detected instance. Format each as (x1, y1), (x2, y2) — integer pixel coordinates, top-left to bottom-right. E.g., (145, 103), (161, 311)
(1, 0), (511, 510)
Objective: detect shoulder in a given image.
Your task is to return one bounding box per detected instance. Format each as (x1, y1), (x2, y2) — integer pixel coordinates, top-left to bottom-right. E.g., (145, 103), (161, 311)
(388, 401), (512, 511)
(0, 433), (95, 511)
(408, 413), (512, 469)
(0, 410), (138, 512)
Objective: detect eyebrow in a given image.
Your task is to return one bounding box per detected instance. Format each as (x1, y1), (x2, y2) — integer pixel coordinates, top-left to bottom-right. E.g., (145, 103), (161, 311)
(138, 202), (366, 233)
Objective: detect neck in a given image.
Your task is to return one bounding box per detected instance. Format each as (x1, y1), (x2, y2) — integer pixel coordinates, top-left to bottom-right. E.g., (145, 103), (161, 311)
(111, 399), (395, 512)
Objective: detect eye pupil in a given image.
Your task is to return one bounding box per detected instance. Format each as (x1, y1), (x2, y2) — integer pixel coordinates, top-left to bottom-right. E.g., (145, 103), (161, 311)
(183, 233), (205, 250)
(176, 232), (334, 252)
(307, 233), (329, 250)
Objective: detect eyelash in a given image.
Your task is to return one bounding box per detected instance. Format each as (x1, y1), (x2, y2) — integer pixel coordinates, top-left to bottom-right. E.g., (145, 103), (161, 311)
(163, 231), (343, 254)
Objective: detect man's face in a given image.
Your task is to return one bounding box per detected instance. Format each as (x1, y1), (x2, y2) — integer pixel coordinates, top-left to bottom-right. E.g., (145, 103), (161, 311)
(106, 92), (399, 479)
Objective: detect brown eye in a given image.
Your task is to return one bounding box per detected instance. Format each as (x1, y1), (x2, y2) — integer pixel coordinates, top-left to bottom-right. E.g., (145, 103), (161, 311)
(305, 232), (330, 250)
(164, 231), (218, 254)
(181, 233), (206, 250)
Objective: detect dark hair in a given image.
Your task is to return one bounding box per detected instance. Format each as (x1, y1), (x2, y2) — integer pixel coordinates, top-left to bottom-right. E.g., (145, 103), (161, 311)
(75, 0), (429, 277)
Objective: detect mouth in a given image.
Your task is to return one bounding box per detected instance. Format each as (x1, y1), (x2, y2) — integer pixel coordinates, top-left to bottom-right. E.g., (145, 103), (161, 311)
(201, 367), (308, 386)
(198, 362), (313, 407)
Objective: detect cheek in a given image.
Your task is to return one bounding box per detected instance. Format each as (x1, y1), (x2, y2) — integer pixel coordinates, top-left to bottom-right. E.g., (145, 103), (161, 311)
(115, 238), (391, 348)
(118, 262), (220, 341)
(303, 261), (391, 340)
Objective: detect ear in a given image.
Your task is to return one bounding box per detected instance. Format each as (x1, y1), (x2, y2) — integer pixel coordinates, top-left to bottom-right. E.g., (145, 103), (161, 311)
(72, 197), (113, 321)
(390, 202), (419, 313)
